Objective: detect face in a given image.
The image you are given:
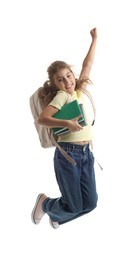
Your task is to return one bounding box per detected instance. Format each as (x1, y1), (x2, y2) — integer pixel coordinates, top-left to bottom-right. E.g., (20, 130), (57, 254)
(53, 68), (76, 94)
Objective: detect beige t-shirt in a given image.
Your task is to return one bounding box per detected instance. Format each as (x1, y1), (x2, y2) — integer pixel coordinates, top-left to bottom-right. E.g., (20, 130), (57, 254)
(49, 90), (93, 142)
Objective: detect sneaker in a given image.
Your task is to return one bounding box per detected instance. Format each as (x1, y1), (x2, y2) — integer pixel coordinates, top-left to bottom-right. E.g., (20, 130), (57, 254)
(49, 218), (59, 229)
(31, 193), (47, 224)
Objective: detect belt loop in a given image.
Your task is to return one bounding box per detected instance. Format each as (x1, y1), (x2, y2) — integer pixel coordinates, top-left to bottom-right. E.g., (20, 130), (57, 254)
(83, 145), (86, 152)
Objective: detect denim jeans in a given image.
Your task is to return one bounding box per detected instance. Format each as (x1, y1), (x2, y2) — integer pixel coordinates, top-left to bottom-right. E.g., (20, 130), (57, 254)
(43, 142), (98, 225)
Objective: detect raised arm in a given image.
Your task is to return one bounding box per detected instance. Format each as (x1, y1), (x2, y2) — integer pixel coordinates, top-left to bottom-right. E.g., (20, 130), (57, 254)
(79, 28), (97, 87)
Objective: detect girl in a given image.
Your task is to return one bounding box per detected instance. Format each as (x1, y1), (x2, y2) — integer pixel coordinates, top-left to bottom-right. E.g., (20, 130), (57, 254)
(31, 28), (98, 229)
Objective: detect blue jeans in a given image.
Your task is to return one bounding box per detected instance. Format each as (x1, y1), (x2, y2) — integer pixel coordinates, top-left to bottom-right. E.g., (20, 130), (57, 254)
(43, 142), (98, 225)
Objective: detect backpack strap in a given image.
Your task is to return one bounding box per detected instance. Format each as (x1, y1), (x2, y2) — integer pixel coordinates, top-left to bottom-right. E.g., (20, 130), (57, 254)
(80, 89), (103, 170)
(80, 88), (96, 125)
(50, 131), (77, 167)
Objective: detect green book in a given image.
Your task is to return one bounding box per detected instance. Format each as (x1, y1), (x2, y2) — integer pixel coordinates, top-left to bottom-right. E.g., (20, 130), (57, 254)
(52, 100), (87, 136)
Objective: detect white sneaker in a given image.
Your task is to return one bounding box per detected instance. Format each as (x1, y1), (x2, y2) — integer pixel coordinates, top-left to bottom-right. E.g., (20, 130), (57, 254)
(31, 193), (47, 224)
(49, 218), (59, 229)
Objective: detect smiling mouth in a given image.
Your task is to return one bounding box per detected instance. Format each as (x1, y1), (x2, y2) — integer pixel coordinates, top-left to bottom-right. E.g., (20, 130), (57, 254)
(66, 84), (73, 89)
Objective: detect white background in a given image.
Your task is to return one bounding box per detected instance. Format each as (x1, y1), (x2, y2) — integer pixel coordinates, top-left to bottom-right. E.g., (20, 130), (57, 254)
(0, 0), (128, 259)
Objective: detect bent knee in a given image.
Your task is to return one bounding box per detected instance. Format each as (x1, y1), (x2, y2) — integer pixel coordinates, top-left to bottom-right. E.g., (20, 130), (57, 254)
(84, 193), (98, 210)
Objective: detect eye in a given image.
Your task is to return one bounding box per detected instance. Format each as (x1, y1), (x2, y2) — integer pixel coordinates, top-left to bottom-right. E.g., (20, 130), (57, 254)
(67, 73), (72, 78)
(58, 78), (63, 82)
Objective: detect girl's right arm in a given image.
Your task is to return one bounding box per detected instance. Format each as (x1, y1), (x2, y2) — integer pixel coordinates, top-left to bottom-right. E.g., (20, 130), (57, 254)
(37, 105), (83, 132)
(79, 28), (97, 89)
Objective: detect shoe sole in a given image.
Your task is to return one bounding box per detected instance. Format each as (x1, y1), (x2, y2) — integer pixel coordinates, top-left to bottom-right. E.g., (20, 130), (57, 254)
(31, 193), (43, 224)
(49, 218), (59, 229)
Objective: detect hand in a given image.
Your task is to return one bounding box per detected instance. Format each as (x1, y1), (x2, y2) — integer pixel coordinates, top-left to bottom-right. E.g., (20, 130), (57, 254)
(90, 28), (97, 40)
(67, 114), (83, 132)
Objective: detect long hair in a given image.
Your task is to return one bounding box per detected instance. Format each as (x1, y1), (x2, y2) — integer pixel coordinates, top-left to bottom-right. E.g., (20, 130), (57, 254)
(38, 60), (92, 106)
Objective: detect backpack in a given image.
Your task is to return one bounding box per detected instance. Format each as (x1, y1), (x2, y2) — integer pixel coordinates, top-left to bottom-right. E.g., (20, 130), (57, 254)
(29, 87), (96, 166)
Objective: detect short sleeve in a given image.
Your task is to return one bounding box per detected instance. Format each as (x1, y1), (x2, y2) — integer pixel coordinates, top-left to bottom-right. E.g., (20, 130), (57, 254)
(48, 90), (68, 110)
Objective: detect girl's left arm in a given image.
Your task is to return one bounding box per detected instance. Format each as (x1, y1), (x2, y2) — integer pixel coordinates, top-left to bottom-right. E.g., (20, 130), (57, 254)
(79, 28), (97, 88)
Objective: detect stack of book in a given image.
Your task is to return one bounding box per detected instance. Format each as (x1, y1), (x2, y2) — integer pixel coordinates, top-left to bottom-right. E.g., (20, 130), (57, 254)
(52, 100), (87, 135)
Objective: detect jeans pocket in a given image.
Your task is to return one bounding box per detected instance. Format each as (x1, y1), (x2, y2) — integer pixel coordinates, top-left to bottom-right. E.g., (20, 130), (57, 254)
(54, 148), (73, 160)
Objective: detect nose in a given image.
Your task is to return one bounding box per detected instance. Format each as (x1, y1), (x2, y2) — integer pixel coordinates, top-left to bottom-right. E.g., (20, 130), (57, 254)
(64, 77), (69, 85)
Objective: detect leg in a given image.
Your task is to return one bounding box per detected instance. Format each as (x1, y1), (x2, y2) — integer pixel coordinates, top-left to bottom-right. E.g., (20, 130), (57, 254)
(81, 146), (98, 211)
(59, 145), (98, 224)
(43, 144), (84, 223)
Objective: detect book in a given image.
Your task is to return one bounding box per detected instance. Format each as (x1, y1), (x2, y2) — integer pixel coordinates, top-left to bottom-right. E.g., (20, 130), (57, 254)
(52, 100), (87, 136)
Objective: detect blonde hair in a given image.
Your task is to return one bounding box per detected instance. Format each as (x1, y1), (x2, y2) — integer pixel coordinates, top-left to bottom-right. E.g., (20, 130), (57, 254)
(38, 60), (92, 106)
